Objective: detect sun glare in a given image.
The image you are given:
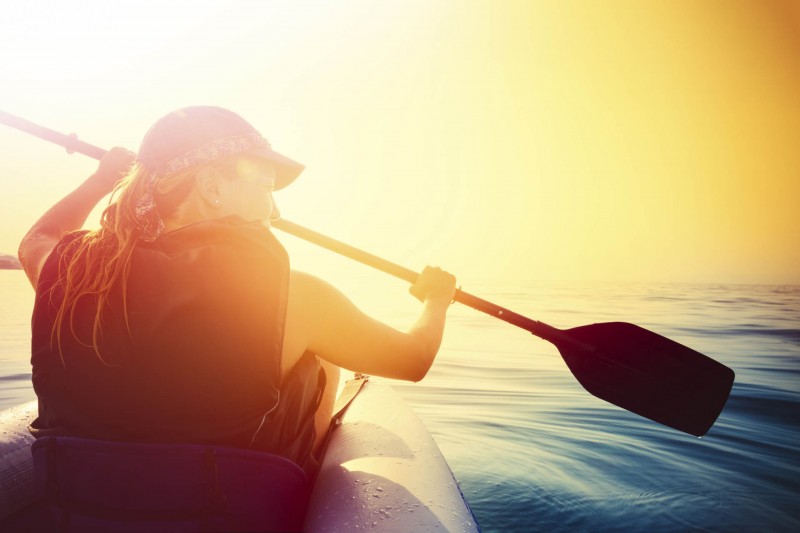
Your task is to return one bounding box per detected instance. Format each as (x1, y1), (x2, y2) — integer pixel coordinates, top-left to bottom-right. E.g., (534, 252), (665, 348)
(1, 1), (798, 285)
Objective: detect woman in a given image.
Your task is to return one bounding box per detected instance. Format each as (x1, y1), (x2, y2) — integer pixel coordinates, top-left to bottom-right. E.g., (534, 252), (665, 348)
(18, 106), (456, 474)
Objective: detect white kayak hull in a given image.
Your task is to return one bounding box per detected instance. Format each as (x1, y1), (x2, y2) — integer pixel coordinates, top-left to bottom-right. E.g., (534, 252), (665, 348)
(0, 381), (478, 532)
(306, 380), (478, 531)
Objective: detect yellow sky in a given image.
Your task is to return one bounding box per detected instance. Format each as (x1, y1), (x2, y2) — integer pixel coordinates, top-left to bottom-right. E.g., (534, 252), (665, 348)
(1, 0), (798, 285)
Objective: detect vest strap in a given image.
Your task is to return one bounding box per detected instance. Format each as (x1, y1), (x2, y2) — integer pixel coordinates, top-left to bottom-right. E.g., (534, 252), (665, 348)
(332, 374), (369, 423)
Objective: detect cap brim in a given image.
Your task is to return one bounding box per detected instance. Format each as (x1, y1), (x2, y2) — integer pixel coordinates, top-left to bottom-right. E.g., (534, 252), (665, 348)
(250, 146), (304, 190)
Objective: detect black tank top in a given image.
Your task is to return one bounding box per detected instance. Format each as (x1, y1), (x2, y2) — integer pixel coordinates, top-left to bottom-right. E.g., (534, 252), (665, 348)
(30, 217), (322, 467)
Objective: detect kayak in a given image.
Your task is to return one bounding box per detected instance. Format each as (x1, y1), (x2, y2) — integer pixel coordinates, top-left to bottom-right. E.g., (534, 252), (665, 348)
(0, 379), (479, 531)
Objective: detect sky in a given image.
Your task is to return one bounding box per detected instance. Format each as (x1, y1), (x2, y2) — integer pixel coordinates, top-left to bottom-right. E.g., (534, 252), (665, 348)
(1, 0), (798, 286)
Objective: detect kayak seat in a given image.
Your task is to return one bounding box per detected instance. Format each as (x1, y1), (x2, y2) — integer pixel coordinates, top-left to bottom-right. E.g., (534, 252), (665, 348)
(31, 436), (309, 532)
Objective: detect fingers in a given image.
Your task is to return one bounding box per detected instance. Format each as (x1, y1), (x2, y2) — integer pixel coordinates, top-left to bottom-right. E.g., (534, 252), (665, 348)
(409, 266), (457, 304)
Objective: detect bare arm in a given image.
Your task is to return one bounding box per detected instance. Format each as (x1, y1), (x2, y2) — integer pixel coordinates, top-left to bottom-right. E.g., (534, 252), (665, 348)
(284, 267), (456, 382)
(17, 148), (135, 288)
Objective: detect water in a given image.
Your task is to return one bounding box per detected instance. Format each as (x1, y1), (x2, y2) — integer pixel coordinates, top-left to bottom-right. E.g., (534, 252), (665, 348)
(2, 270), (799, 532)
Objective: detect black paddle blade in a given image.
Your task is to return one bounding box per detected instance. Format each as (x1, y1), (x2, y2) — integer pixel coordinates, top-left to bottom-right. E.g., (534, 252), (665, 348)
(553, 322), (734, 436)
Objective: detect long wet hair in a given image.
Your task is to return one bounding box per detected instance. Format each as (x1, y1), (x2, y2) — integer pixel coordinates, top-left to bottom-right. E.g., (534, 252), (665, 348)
(51, 162), (197, 365)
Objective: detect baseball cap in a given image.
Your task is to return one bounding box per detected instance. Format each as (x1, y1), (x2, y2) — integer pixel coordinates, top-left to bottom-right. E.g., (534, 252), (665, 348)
(137, 106), (304, 190)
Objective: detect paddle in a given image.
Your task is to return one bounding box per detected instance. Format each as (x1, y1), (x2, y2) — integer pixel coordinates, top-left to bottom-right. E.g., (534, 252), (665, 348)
(0, 111), (735, 436)
(271, 220), (734, 437)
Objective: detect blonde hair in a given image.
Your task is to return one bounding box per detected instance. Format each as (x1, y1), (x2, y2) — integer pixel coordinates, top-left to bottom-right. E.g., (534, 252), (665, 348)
(51, 162), (197, 365)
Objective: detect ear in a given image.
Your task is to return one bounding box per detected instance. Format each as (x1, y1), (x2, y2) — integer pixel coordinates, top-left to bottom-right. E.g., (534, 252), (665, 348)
(194, 166), (222, 207)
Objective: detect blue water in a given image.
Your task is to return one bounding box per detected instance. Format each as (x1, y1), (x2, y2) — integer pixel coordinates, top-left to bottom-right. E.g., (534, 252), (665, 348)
(1, 271), (798, 531)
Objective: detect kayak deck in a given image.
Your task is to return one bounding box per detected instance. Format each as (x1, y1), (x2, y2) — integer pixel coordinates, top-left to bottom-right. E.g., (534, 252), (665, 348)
(306, 379), (479, 531)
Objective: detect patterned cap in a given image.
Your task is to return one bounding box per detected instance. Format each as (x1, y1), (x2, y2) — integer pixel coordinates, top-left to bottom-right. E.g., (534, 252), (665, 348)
(137, 106), (303, 190)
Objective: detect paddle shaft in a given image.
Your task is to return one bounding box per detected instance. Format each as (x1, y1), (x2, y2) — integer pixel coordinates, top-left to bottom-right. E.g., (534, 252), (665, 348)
(0, 111), (106, 159)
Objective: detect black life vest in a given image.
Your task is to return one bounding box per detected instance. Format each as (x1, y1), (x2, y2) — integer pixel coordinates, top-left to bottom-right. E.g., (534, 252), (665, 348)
(30, 216), (321, 468)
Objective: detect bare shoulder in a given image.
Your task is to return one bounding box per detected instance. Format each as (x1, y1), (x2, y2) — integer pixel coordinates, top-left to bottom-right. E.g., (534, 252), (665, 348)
(289, 269), (325, 293)
(284, 269), (362, 370)
(289, 270), (351, 309)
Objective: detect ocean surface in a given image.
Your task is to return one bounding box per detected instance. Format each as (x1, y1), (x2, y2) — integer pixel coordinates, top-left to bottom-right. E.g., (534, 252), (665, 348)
(1, 270), (798, 532)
